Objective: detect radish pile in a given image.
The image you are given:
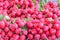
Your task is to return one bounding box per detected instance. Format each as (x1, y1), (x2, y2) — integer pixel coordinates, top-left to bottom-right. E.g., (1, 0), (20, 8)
(0, 0), (60, 40)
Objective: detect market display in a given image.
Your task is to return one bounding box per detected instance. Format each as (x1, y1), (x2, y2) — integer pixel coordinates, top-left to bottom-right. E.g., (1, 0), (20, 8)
(0, 0), (60, 40)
